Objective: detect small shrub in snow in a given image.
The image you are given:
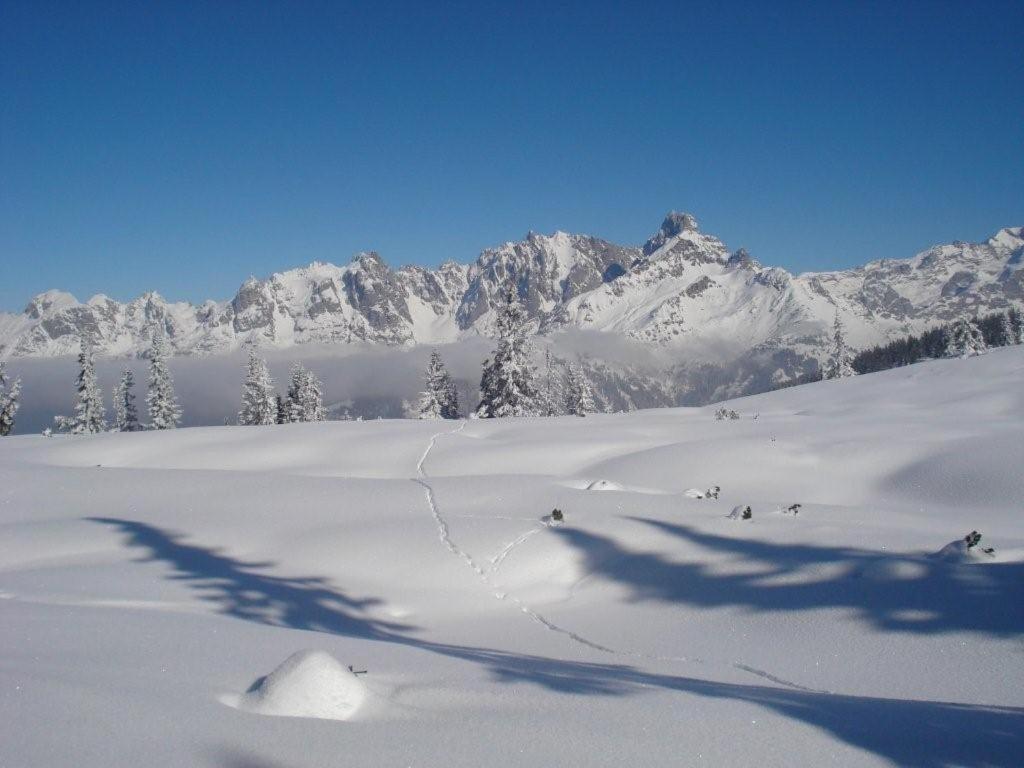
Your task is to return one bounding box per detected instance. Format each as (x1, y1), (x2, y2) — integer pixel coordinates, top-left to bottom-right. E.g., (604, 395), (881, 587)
(780, 503), (801, 515)
(714, 407), (740, 421)
(728, 505), (752, 520)
(686, 485), (721, 500)
(963, 530), (995, 555)
(551, 508), (564, 522)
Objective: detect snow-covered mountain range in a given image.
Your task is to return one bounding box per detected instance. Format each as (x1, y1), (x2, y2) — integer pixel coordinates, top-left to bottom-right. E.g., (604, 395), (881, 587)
(2, 213), (1021, 405)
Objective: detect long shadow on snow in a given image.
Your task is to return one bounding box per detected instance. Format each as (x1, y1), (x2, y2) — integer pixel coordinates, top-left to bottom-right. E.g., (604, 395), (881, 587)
(88, 517), (412, 639)
(90, 517), (1024, 768)
(553, 518), (1024, 636)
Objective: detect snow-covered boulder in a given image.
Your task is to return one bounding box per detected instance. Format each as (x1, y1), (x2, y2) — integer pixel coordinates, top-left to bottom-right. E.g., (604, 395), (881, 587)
(237, 650), (367, 721)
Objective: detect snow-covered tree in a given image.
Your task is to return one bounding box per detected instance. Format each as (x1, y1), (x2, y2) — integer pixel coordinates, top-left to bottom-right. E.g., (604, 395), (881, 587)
(539, 349), (565, 416)
(0, 362), (21, 437)
(147, 332), (182, 429)
(238, 346), (276, 425)
(1000, 308), (1022, 346)
(113, 368), (141, 432)
(476, 289), (538, 418)
(417, 350), (459, 420)
(823, 313), (856, 379)
(564, 362), (595, 417)
(945, 317), (987, 358)
(67, 339), (106, 434)
(286, 363), (326, 422)
(276, 394), (288, 424)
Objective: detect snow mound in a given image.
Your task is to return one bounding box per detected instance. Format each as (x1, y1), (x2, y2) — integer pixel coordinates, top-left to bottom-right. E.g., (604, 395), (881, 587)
(236, 650), (367, 721)
(585, 479), (625, 491)
(930, 538), (997, 564)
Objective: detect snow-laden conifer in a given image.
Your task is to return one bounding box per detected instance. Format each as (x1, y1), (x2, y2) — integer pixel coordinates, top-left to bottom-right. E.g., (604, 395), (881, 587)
(564, 362), (595, 417)
(540, 349), (565, 417)
(70, 339), (106, 434)
(824, 313), (856, 379)
(1000, 308), (1022, 346)
(239, 346), (277, 425)
(418, 350), (459, 420)
(113, 367), (141, 432)
(945, 317), (987, 358)
(0, 362), (21, 437)
(286, 363), (326, 422)
(146, 332), (182, 429)
(476, 289), (538, 418)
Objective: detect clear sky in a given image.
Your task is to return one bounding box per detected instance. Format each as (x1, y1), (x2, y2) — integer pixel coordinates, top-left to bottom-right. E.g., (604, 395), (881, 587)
(1, 0), (1022, 311)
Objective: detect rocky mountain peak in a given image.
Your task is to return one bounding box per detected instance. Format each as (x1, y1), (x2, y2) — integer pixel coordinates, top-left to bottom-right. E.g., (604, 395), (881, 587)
(642, 211), (700, 256)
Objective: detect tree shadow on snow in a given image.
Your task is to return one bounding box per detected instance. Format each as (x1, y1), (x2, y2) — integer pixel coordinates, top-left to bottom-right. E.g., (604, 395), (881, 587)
(480, 654), (1024, 768)
(87, 517), (413, 640)
(89, 517), (1023, 768)
(550, 519), (1024, 637)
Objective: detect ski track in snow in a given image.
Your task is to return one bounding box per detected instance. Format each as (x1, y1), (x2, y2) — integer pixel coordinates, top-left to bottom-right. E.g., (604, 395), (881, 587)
(412, 422), (827, 694)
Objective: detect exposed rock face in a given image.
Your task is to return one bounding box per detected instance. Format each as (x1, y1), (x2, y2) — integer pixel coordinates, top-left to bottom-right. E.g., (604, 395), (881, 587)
(1, 216), (1020, 406)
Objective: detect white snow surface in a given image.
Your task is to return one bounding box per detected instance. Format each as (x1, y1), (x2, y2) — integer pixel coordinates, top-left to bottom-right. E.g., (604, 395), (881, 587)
(1, 347), (1023, 766)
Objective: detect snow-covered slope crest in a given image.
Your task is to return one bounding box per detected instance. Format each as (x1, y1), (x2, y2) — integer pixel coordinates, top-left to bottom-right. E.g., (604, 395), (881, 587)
(1, 217), (1020, 362)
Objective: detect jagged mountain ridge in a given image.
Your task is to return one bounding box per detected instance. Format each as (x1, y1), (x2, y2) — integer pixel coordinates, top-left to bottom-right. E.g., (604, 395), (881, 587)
(2, 215), (1021, 391)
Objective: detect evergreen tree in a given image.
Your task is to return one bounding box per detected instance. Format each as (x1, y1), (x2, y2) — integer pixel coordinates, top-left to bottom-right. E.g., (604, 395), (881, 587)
(147, 332), (182, 429)
(113, 368), (141, 432)
(417, 350), (459, 419)
(70, 339), (106, 434)
(945, 317), (987, 358)
(540, 349), (565, 416)
(476, 289), (538, 418)
(286, 363), (326, 422)
(564, 362), (595, 417)
(1001, 308), (1022, 345)
(824, 312), (856, 379)
(238, 346), (276, 425)
(0, 362), (21, 437)
(276, 393), (288, 424)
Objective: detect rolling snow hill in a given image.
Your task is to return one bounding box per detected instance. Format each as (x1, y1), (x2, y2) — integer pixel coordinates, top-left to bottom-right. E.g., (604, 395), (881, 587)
(1, 346), (1022, 766)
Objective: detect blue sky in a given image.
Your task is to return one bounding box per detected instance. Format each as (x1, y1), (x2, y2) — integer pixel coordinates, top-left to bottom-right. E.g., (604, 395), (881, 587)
(1, 0), (1022, 310)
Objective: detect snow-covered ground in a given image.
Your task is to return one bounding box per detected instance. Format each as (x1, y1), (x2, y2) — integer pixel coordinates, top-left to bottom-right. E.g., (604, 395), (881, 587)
(2, 347), (1022, 767)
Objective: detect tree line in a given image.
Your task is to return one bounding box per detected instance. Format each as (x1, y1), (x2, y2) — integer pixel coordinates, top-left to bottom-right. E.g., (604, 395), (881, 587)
(852, 308), (1021, 374)
(0, 288), (599, 436)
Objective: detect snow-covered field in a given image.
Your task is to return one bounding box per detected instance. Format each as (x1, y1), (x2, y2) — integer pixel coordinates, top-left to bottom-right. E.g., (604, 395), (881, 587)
(2, 348), (1023, 767)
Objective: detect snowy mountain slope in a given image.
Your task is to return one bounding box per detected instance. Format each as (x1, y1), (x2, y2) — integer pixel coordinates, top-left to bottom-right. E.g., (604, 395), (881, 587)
(2, 216), (1019, 364)
(1, 347), (1022, 767)
(1, 217), (1020, 411)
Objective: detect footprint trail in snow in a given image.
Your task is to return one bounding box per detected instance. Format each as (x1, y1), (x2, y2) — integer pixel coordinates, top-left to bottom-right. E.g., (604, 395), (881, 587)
(412, 422), (827, 694)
